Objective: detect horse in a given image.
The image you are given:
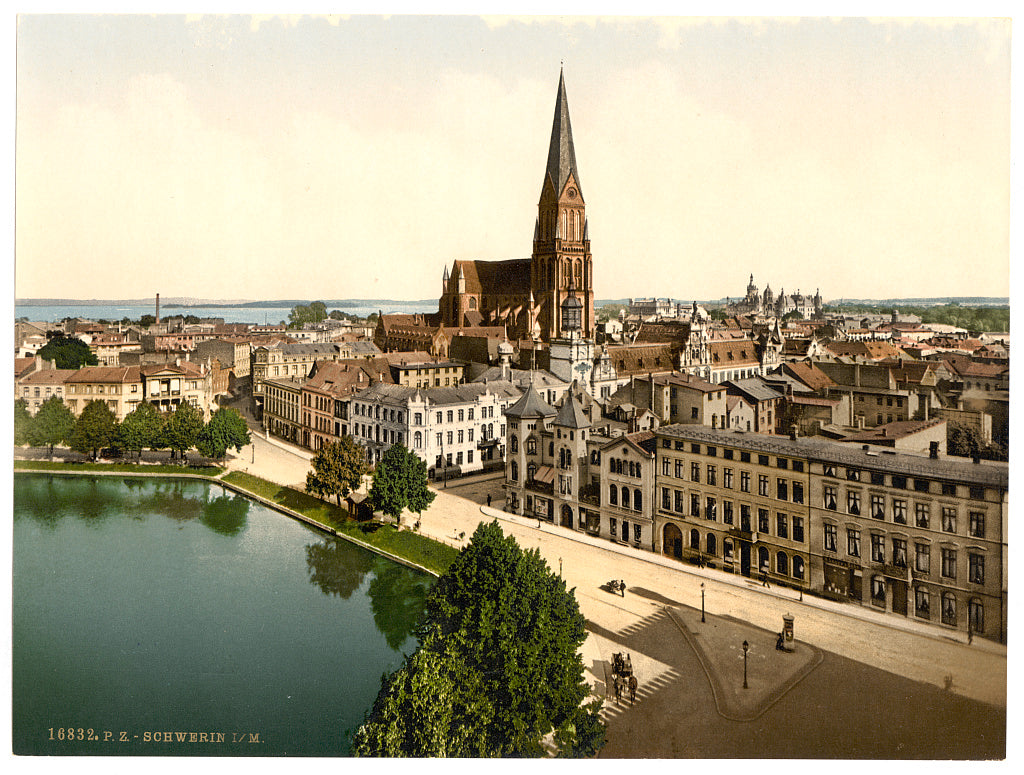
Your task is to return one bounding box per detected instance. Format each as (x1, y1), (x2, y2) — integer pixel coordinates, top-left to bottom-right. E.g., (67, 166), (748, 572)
(628, 675), (638, 705)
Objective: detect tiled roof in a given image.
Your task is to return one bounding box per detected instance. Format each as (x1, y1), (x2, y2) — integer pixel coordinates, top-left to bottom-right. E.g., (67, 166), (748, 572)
(450, 259), (532, 296)
(504, 385), (557, 419)
(67, 366), (142, 383)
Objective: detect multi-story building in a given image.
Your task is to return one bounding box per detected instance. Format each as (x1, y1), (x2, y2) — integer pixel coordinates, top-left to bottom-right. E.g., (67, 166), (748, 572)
(263, 376), (305, 443)
(609, 372), (729, 429)
(193, 338), (253, 381)
(140, 361), (215, 418)
(17, 366), (77, 414)
(349, 380), (521, 474)
(251, 343), (361, 417)
(64, 366), (145, 420)
(390, 360), (465, 389)
(651, 425), (1007, 642)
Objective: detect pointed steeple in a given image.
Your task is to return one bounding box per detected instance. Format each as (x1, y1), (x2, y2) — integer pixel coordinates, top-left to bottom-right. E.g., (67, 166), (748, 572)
(544, 68), (581, 198)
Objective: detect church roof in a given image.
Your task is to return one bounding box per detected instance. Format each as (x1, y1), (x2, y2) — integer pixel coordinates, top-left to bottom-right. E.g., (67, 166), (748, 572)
(545, 69), (582, 198)
(450, 258), (532, 296)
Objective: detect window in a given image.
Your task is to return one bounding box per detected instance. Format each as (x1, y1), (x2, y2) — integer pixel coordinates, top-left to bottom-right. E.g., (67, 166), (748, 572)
(510, 435), (518, 453)
(634, 490), (642, 511)
(871, 534), (885, 563)
(871, 576), (886, 607)
(914, 478), (930, 493)
(870, 494), (885, 520)
(793, 555), (805, 580)
(436, 411), (443, 424)
(941, 548), (957, 579)
(889, 498), (906, 524)
(510, 461), (518, 481)
(758, 475), (769, 497)
(740, 471), (750, 493)
(674, 490), (685, 513)
(847, 529), (861, 557)
(458, 430), (464, 444)
(776, 479), (788, 501)
(915, 587), (930, 619)
(622, 488), (631, 509)
(691, 462), (700, 482)
(740, 505), (751, 531)
(969, 553), (985, 584)
(609, 485), (618, 506)
(969, 599), (984, 634)
(891, 475), (907, 490)
(723, 501), (734, 525)
(662, 487), (671, 510)
(777, 458), (789, 470)
(458, 409), (464, 422)
(941, 482), (957, 497)
(758, 508), (769, 533)
(610, 517), (617, 537)
(915, 542), (930, 574)
(724, 449), (734, 460)
(662, 458), (670, 476)
(691, 407), (699, 419)
(724, 468), (733, 489)
(740, 451), (751, 463)
(969, 485), (985, 500)
(705, 497), (716, 520)
(823, 464), (837, 477)
(776, 552), (788, 575)
(941, 593), (956, 626)
(675, 460), (684, 479)
(792, 516), (804, 543)
(776, 513), (788, 539)
(707, 465), (716, 486)
(892, 538), (907, 567)
(791, 482), (804, 504)
(691, 443), (701, 454)
(969, 511), (985, 538)
(633, 523), (642, 544)
(846, 467), (861, 481)
(913, 503), (928, 528)
(526, 437), (535, 454)
(941, 507), (956, 534)
(758, 546), (770, 571)
(468, 408), (474, 421)
(447, 431), (453, 445)
(758, 455), (769, 466)
(690, 493), (701, 517)
(823, 485), (837, 510)
(847, 490), (861, 516)
(870, 471), (885, 485)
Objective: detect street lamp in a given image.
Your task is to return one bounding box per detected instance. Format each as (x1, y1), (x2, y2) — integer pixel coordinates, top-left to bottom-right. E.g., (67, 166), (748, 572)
(701, 582), (706, 623)
(742, 640), (749, 689)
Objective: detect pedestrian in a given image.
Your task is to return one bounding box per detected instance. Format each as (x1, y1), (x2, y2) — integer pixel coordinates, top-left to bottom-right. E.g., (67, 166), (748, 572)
(486, 493), (491, 507)
(629, 675), (637, 705)
(760, 571), (770, 588)
(776, 632), (784, 651)
(620, 580), (626, 597)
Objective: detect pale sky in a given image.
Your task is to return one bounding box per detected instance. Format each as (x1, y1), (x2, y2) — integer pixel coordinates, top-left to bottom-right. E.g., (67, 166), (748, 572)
(14, 14), (1012, 302)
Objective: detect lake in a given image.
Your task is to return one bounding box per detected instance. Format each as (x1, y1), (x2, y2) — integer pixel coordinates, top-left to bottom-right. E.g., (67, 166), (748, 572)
(12, 473), (433, 756)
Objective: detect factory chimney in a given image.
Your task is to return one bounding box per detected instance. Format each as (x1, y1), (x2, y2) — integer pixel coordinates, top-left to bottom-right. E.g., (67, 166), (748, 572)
(156, 293), (161, 325)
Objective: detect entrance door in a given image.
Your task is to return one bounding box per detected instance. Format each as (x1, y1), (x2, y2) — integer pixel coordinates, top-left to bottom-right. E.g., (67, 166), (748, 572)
(891, 579), (908, 616)
(740, 543), (751, 577)
(663, 524), (683, 559)
(560, 504), (573, 529)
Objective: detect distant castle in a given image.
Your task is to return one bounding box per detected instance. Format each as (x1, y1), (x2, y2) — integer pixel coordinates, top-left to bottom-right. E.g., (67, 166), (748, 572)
(725, 274), (823, 319)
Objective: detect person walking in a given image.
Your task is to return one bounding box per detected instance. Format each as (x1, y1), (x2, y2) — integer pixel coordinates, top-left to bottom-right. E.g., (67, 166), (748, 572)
(620, 580), (627, 597)
(629, 675), (638, 705)
(760, 571), (770, 588)
(486, 493), (491, 507)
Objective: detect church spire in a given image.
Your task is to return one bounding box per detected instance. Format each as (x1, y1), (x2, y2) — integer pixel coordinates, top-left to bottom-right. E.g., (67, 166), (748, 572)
(544, 67), (581, 198)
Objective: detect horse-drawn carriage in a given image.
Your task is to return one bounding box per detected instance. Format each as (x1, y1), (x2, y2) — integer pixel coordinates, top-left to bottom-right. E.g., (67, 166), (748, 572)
(610, 652), (637, 705)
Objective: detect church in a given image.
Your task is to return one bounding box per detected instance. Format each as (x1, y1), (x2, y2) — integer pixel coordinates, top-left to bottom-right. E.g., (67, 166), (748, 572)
(437, 69), (595, 344)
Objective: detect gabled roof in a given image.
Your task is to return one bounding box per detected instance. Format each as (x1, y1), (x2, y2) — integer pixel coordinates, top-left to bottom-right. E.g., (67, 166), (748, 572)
(553, 392), (591, 429)
(783, 362), (837, 392)
(724, 377), (783, 403)
(450, 259), (532, 296)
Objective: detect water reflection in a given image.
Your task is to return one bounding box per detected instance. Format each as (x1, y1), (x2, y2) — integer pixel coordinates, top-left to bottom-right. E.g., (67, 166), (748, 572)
(367, 556), (432, 651)
(200, 494), (250, 536)
(305, 540), (375, 600)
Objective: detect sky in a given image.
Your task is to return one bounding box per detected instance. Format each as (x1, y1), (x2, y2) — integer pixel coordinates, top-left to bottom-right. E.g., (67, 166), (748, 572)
(13, 13), (1012, 303)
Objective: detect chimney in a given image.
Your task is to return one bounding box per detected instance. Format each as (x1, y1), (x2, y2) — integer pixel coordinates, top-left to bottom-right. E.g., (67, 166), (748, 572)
(972, 453), (981, 464)
(929, 441), (939, 459)
(156, 293), (160, 325)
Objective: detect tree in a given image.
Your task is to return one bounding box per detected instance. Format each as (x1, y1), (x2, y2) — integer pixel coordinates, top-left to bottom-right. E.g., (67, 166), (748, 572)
(305, 436), (370, 507)
(161, 401), (204, 459)
(14, 399), (33, 446)
(36, 336), (98, 369)
(351, 521), (604, 757)
(26, 395), (76, 456)
(69, 399), (118, 460)
(287, 301), (328, 329)
(369, 444), (435, 523)
(118, 401), (166, 459)
(195, 407), (251, 460)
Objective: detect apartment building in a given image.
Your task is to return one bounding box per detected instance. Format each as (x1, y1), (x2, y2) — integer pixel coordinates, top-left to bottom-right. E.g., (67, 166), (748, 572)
(651, 425), (1007, 642)
(64, 366), (144, 420)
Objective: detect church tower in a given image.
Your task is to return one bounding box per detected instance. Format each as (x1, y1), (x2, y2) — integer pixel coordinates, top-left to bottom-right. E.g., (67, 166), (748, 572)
(532, 69), (594, 342)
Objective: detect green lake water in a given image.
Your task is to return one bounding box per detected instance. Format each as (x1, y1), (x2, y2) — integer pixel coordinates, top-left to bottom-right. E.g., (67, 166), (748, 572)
(12, 473), (432, 756)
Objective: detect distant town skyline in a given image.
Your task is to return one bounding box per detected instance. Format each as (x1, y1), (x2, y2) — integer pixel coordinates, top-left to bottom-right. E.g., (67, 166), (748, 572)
(15, 15), (1010, 302)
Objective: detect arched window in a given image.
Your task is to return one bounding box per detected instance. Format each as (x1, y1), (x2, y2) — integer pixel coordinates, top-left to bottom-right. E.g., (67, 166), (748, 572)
(758, 546), (769, 571)
(510, 435), (518, 453)
(609, 484), (618, 506)
(527, 462), (537, 481)
(634, 489), (642, 511)
(413, 431), (422, 448)
(706, 533), (717, 556)
(510, 460), (518, 481)
(622, 488), (631, 509)
(469, 297), (477, 310)
(690, 529), (700, 549)
(792, 555), (805, 580)
(776, 551), (788, 576)
(942, 592), (957, 626)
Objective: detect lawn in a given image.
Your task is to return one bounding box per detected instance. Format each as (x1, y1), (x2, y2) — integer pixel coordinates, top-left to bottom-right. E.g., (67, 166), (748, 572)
(221, 470), (459, 576)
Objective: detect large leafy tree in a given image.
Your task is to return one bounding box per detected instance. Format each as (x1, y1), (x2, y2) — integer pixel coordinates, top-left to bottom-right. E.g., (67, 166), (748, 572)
(37, 335), (98, 369)
(118, 401), (166, 459)
(369, 444), (435, 523)
(26, 395), (76, 456)
(306, 436), (369, 507)
(14, 399), (33, 446)
(287, 301), (328, 329)
(352, 521), (605, 758)
(161, 401), (204, 459)
(68, 399), (118, 460)
(195, 407), (251, 460)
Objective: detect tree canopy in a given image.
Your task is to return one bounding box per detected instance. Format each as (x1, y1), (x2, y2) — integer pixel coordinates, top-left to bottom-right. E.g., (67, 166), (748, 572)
(287, 301), (328, 329)
(306, 436), (370, 506)
(26, 395), (77, 454)
(351, 521), (605, 758)
(68, 399), (118, 459)
(14, 399), (33, 446)
(369, 444), (435, 521)
(118, 401), (166, 457)
(161, 401), (204, 457)
(37, 336), (98, 369)
(195, 407), (251, 459)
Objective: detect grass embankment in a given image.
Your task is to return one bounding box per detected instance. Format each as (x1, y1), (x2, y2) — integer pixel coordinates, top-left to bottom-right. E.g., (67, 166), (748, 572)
(14, 459), (223, 476)
(222, 470), (459, 576)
